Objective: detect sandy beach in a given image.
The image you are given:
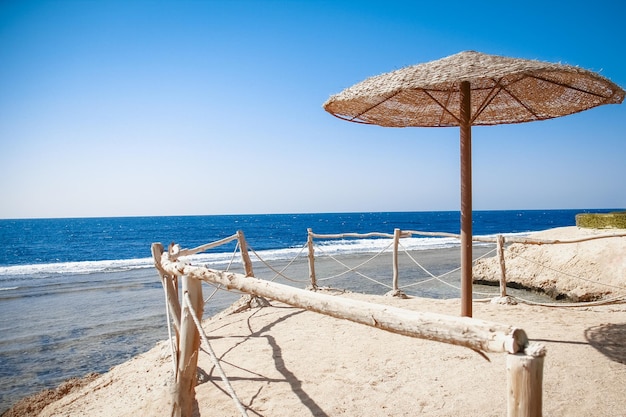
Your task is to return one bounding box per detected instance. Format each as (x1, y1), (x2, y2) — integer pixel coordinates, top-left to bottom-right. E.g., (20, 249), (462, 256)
(5, 226), (626, 416)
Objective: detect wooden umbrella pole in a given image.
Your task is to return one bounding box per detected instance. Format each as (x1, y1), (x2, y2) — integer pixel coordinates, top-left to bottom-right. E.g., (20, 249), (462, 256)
(460, 80), (473, 317)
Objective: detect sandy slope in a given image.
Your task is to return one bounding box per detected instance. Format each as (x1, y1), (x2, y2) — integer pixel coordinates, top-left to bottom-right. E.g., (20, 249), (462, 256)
(37, 298), (626, 416)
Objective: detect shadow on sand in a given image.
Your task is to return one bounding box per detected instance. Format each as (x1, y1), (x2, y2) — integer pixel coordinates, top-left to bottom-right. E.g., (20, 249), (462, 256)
(584, 323), (626, 365)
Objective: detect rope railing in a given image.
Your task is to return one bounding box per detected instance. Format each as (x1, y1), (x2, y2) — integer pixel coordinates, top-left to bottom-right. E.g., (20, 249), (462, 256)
(399, 245), (501, 298)
(314, 249), (394, 289)
(247, 243), (310, 284)
(505, 248), (626, 293)
(311, 239), (394, 286)
(305, 228), (626, 304)
(306, 227), (493, 297)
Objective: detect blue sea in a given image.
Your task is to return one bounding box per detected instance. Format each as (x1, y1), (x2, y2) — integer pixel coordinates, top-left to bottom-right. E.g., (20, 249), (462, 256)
(0, 209), (615, 412)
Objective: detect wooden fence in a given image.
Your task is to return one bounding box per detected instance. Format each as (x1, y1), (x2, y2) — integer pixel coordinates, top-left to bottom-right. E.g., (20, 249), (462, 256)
(307, 227), (626, 301)
(307, 227), (460, 296)
(151, 230), (546, 417)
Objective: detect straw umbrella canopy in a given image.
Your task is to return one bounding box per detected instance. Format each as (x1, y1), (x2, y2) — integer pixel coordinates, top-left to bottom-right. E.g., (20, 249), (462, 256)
(323, 50), (624, 317)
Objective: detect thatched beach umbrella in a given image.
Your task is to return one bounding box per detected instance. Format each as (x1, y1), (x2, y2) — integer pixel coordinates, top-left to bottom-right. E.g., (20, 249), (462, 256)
(323, 50), (624, 317)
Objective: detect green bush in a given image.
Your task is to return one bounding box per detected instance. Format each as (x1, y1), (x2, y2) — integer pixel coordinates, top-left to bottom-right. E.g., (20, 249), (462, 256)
(576, 211), (626, 229)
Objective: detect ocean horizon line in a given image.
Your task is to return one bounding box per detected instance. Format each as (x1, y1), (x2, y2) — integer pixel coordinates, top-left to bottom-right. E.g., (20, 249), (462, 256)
(1, 207), (622, 221)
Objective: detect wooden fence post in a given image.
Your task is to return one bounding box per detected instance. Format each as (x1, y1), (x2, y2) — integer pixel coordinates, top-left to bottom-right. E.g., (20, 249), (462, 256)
(237, 230), (254, 277)
(386, 229), (406, 298)
(151, 243), (182, 336)
(236, 230), (270, 308)
(172, 275), (204, 417)
(307, 228), (317, 290)
(392, 228), (400, 291)
(507, 344), (546, 417)
(497, 234), (507, 297)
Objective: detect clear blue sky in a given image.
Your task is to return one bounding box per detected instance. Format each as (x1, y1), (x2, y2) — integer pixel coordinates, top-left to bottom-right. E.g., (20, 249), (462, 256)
(1, 0), (625, 219)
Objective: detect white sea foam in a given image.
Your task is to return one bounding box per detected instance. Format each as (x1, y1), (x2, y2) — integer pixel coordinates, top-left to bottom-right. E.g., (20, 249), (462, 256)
(0, 258), (154, 277)
(0, 233), (524, 277)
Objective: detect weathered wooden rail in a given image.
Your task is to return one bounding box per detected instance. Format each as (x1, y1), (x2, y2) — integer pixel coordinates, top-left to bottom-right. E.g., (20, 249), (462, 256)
(151, 230), (547, 417)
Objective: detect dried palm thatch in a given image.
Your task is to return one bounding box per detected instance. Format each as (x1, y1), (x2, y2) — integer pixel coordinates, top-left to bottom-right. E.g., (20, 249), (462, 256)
(323, 51), (625, 127)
